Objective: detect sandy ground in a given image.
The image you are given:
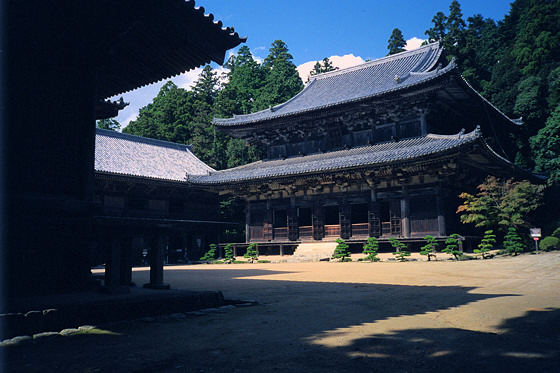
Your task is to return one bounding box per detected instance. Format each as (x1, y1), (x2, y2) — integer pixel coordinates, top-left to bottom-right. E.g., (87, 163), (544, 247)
(5, 252), (560, 372)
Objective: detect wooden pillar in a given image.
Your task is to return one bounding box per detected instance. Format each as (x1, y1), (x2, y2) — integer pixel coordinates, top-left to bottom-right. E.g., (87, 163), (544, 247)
(246, 201), (251, 243)
(280, 244), (284, 256)
(437, 186), (446, 237)
(143, 231), (170, 290)
(339, 204), (351, 239)
(105, 235), (120, 288)
(287, 207), (299, 241)
(120, 235), (135, 287)
(401, 186), (411, 238)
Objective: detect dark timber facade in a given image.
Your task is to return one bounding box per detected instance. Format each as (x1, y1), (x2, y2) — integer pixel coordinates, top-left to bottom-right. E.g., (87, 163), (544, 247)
(190, 43), (536, 248)
(5, 1), (245, 294)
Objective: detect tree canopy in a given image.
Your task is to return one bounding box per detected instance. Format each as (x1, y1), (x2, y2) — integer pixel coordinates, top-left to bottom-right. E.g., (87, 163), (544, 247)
(387, 28), (406, 56)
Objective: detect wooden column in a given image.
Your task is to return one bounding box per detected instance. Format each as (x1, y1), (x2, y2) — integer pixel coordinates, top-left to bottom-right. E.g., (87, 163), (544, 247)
(105, 235), (121, 288)
(287, 207), (299, 241)
(437, 186), (446, 237)
(401, 186), (411, 238)
(120, 235), (135, 287)
(143, 231), (170, 290)
(245, 201), (251, 243)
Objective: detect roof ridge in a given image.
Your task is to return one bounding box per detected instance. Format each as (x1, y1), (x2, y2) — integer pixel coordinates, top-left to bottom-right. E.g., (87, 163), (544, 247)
(308, 42), (441, 82)
(96, 128), (195, 151)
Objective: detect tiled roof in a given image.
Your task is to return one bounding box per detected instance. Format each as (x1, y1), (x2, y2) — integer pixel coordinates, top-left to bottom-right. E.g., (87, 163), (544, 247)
(95, 129), (213, 182)
(189, 130), (482, 185)
(214, 43), (444, 126)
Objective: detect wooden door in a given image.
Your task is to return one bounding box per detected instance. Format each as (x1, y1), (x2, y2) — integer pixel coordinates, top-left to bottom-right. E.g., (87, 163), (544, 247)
(263, 210), (273, 241)
(312, 206), (324, 240)
(287, 207), (299, 241)
(390, 199), (401, 235)
(368, 202), (381, 237)
(339, 204), (351, 239)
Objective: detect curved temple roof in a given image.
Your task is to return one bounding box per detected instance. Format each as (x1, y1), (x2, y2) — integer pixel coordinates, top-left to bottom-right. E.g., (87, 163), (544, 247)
(95, 129), (213, 182)
(189, 129), (487, 185)
(214, 43), (444, 127)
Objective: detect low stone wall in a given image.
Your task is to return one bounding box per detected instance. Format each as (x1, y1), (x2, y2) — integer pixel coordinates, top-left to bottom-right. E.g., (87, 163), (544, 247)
(1, 290), (224, 340)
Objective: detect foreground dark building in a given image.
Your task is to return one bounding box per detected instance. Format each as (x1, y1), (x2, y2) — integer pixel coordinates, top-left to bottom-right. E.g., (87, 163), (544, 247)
(4, 1), (245, 294)
(190, 43), (537, 252)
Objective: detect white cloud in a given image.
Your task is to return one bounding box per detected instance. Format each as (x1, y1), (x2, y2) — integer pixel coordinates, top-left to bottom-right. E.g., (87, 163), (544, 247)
(297, 54), (365, 82)
(405, 37), (425, 51)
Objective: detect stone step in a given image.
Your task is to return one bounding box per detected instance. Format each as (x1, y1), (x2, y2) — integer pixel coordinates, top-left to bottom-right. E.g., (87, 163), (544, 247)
(288, 242), (338, 262)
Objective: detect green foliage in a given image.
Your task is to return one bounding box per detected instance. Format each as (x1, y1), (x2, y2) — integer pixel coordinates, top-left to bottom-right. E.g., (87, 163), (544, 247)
(96, 118), (120, 131)
(474, 230), (496, 259)
(457, 176), (543, 232)
(254, 40), (304, 111)
(530, 105), (560, 182)
(362, 237), (380, 262)
(309, 57), (338, 78)
(224, 243), (235, 262)
(389, 237), (410, 261)
(200, 244), (217, 263)
(420, 235), (438, 261)
(503, 227), (525, 256)
(425, 11), (447, 43)
(442, 234), (462, 260)
(552, 227), (560, 239)
(539, 236), (560, 252)
(387, 28), (406, 56)
(332, 239), (350, 261)
(244, 243), (259, 262)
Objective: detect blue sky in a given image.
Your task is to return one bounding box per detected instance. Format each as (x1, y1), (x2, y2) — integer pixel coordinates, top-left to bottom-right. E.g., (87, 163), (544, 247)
(113, 0), (513, 127)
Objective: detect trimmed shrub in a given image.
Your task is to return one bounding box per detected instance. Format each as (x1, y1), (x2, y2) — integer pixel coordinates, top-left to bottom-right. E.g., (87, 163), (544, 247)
(442, 234), (462, 260)
(200, 244), (217, 263)
(503, 227), (525, 256)
(474, 230), (496, 259)
(244, 243), (259, 263)
(540, 236), (560, 252)
(420, 235), (438, 261)
(389, 237), (410, 261)
(332, 239), (350, 262)
(362, 237), (380, 262)
(224, 243), (235, 263)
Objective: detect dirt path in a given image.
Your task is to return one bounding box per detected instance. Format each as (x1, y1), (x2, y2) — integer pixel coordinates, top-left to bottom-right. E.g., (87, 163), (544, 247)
(5, 253), (560, 372)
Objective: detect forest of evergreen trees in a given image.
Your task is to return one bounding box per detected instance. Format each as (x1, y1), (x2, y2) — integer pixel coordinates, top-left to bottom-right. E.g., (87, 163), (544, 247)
(109, 0), (559, 183)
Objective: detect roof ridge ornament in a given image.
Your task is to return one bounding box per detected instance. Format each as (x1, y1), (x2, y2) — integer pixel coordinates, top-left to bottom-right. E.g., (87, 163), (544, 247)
(475, 125), (482, 136)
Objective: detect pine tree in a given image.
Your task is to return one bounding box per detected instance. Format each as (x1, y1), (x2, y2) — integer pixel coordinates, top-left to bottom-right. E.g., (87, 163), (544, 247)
(503, 227), (525, 256)
(244, 243), (259, 263)
(442, 234), (462, 260)
(387, 28), (406, 56)
(200, 244), (217, 263)
(332, 238), (351, 262)
(425, 12), (447, 43)
(445, 0), (466, 58)
(475, 230), (496, 259)
(224, 243), (235, 263)
(362, 237), (380, 262)
(389, 237), (410, 261)
(310, 57), (338, 77)
(96, 118), (121, 131)
(254, 40), (304, 111)
(420, 235), (438, 261)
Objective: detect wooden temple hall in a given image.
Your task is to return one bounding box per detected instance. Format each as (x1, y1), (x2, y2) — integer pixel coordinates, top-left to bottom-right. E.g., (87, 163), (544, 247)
(4, 1), (245, 294)
(189, 43), (537, 251)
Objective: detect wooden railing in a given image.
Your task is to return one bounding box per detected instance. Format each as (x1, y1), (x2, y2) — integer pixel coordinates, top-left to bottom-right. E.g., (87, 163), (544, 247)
(273, 227), (288, 241)
(299, 226), (313, 240)
(351, 223), (369, 237)
(324, 225), (341, 237)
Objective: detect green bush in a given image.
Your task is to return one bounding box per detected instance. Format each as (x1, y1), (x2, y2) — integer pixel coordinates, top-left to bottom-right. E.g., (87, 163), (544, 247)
(244, 243), (259, 263)
(200, 244), (217, 263)
(540, 236), (560, 251)
(332, 238), (350, 262)
(420, 235), (438, 261)
(224, 243), (235, 263)
(389, 237), (410, 261)
(503, 227), (525, 256)
(362, 237), (380, 262)
(442, 234), (462, 260)
(474, 230), (496, 259)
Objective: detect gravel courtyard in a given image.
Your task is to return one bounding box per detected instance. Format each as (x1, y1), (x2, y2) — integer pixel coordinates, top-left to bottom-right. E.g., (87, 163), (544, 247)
(5, 252), (560, 372)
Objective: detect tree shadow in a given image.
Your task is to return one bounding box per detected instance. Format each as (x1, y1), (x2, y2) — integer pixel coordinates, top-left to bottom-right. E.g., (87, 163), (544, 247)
(4, 265), (557, 372)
